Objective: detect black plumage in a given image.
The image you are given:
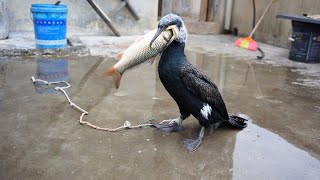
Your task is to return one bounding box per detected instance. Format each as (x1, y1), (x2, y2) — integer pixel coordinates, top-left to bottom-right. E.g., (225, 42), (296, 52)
(159, 41), (234, 128)
(151, 14), (247, 152)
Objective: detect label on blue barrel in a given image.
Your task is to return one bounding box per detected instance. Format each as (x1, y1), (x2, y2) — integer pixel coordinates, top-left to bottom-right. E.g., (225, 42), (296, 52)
(33, 18), (66, 47)
(34, 19), (66, 26)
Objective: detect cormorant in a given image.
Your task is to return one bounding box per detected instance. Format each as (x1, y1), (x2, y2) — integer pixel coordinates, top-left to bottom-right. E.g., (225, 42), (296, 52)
(150, 14), (248, 152)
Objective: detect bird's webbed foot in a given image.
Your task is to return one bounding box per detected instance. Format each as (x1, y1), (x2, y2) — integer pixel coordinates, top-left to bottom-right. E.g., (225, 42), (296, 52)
(154, 117), (184, 132)
(183, 126), (205, 153)
(154, 122), (184, 132)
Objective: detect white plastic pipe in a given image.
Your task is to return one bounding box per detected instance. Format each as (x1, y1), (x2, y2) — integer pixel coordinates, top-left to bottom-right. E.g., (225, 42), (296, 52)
(224, 0), (233, 30)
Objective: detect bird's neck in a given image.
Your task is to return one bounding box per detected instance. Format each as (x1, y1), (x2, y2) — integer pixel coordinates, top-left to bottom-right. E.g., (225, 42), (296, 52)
(159, 40), (186, 69)
(163, 41), (186, 58)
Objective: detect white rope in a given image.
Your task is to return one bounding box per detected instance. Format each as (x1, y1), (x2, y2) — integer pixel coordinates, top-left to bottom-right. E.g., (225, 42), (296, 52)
(31, 76), (154, 132)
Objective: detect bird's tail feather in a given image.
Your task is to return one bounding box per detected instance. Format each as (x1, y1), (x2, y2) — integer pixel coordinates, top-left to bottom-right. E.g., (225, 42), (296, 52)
(227, 115), (248, 129)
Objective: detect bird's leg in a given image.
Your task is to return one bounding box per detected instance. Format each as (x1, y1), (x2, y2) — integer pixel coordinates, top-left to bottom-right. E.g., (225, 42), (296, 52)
(155, 116), (183, 132)
(159, 112), (189, 125)
(183, 126), (205, 153)
(155, 114), (188, 132)
(212, 121), (223, 130)
(160, 117), (182, 125)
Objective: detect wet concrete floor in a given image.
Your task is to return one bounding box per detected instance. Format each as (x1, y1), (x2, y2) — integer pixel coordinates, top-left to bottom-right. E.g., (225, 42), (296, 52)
(0, 53), (319, 179)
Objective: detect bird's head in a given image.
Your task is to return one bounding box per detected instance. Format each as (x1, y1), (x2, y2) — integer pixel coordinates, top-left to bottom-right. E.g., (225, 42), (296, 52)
(150, 13), (188, 47)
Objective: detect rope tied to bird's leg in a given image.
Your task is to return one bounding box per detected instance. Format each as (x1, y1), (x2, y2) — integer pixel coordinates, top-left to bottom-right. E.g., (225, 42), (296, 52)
(31, 76), (154, 132)
(79, 112), (154, 132)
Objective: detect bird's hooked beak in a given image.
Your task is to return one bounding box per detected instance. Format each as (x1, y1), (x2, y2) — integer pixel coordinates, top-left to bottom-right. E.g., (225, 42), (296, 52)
(150, 25), (179, 47)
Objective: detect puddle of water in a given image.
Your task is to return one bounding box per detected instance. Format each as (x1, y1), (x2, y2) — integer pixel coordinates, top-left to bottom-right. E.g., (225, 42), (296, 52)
(0, 54), (319, 179)
(233, 115), (320, 180)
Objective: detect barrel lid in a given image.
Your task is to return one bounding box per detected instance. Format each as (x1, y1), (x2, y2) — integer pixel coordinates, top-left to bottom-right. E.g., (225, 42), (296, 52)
(31, 4), (68, 13)
(277, 14), (320, 25)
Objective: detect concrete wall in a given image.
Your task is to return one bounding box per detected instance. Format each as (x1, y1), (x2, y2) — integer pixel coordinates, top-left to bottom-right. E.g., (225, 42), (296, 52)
(231, 0), (320, 48)
(2, 0), (158, 35)
(161, 0), (202, 21)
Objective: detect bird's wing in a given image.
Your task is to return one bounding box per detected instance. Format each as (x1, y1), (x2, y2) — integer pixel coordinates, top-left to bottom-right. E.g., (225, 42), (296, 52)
(179, 63), (229, 119)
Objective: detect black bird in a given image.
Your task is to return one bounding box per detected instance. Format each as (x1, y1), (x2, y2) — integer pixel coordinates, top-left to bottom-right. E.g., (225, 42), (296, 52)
(150, 14), (248, 152)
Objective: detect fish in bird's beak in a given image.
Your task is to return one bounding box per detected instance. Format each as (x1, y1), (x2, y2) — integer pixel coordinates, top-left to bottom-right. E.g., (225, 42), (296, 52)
(150, 25), (179, 48)
(101, 28), (176, 89)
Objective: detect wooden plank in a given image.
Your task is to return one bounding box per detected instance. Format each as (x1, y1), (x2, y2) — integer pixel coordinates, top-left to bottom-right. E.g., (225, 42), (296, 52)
(158, 0), (162, 17)
(124, 0), (140, 20)
(86, 0), (120, 36)
(200, 0), (209, 22)
(206, 0), (216, 22)
(161, 0), (173, 17)
(111, 0), (139, 20)
(110, 1), (126, 16)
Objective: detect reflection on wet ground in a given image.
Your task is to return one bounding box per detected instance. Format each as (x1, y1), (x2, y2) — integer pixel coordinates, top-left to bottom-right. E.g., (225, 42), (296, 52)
(0, 53), (319, 179)
(34, 59), (69, 95)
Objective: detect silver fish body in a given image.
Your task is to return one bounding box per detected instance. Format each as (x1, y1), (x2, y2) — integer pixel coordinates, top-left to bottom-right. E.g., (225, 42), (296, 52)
(114, 29), (174, 74)
(101, 28), (176, 89)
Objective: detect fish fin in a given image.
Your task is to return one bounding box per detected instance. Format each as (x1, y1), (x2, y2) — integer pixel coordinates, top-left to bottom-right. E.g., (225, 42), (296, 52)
(148, 57), (156, 65)
(101, 66), (116, 77)
(101, 66), (122, 89)
(113, 70), (122, 89)
(147, 55), (161, 65)
(114, 52), (123, 60)
(114, 35), (143, 61)
(134, 36), (144, 43)
(134, 29), (156, 43)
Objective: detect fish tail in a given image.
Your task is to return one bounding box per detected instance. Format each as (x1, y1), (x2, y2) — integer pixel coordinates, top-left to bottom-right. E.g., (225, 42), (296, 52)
(101, 66), (116, 77)
(227, 115), (248, 129)
(101, 67), (122, 89)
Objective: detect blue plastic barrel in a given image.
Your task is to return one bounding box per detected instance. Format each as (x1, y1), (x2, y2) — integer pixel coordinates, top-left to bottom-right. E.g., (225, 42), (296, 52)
(31, 4), (68, 49)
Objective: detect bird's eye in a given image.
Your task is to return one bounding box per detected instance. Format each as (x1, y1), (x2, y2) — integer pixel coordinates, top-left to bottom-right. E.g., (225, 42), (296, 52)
(159, 24), (165, 29)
